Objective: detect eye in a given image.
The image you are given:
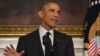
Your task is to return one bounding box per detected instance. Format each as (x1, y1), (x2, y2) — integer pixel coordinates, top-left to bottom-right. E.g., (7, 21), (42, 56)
(49, 9), (55, 12)
(49, 9), (60, 14)
(58, 10), (60, 14)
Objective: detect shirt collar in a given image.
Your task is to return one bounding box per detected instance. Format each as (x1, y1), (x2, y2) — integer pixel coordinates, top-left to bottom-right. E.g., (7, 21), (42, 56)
(39, 25), (54, 36)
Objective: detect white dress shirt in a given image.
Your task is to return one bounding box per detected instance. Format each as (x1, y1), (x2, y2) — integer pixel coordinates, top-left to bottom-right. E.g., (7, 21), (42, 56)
(39, 25), (54, 55)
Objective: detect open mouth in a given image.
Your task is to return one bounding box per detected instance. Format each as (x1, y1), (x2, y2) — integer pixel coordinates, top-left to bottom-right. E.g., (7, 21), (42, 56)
(51, 18), (58, 23)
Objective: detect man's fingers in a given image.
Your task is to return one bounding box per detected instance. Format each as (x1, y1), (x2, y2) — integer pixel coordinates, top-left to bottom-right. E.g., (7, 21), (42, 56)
(10, 44), (15, 50)
(3, 44), (15, 54)
(19, 50), (25, 55)
(3, 48), (9, 53)
(6, 46), (12, 51)
(3, 48), (8, 52)
(3, 52), (9, 56)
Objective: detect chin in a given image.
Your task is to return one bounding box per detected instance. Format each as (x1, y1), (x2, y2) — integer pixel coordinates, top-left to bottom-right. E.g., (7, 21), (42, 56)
(50, 25), (56, 28)
(49, 23), (56, 28)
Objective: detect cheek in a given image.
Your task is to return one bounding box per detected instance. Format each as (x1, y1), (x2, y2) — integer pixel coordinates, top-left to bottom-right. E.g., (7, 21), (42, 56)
(43, 16), (50, 23)
(44, 15), (51, 20)
(42, 13), (52, 22)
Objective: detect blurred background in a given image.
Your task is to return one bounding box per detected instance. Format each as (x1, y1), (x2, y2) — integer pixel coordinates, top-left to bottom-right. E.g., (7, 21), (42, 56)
(0, 0), (89, 56)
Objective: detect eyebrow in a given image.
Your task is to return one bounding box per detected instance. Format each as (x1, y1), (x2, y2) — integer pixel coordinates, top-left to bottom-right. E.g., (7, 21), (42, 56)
(49, 8), (60, 13)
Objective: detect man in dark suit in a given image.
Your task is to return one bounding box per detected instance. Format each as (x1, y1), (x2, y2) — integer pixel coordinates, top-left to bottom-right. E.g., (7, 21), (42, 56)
(3, 0), (75, 56)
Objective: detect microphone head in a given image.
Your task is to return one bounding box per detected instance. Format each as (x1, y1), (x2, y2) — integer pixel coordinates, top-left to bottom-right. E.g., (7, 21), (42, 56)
(53, 39), (62, 51)
(55, 39), (62, 46)
(43, 35), (54, 52)
(42, 35), (51, 47)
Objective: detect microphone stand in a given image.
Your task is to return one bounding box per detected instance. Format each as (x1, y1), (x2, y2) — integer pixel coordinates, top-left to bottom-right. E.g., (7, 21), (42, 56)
(43, 35), (54, 56)
(43, 37), (62, 56)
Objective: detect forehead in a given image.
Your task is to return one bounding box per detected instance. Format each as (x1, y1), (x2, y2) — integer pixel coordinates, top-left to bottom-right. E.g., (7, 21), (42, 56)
(43, 2), (60, 10)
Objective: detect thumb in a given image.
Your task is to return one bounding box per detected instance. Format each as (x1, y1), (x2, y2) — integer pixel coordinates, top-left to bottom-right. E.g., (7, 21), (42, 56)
(19, 50), (25, 55)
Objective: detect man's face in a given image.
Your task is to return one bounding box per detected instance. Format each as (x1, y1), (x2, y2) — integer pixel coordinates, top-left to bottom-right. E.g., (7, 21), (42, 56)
(39, 2), (60, 29)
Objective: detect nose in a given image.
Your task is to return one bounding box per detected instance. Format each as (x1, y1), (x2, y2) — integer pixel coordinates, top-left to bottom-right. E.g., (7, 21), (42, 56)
(54, 11), (59, 18)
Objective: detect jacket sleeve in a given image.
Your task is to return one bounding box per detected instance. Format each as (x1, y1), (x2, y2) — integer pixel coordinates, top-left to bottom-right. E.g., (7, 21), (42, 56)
(66, 37), (75, 56)
(16, 37), (26, 56)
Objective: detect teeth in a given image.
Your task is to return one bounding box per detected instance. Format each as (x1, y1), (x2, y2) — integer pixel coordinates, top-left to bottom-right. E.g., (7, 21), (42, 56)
(51, 19), (58, 22)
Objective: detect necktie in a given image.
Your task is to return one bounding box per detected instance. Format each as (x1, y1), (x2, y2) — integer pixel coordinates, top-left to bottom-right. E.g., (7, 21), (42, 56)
(43, 32), (53, 56)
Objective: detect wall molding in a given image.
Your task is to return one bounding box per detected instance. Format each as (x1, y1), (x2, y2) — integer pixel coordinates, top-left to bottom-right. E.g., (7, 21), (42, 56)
(0, 25), (84, 37)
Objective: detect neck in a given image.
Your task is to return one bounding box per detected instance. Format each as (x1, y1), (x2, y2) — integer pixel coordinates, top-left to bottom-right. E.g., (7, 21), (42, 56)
(41, 24), (53, 31)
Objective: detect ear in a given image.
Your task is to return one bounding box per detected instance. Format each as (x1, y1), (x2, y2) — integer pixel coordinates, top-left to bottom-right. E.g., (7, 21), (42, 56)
(38, 11), (43, 19)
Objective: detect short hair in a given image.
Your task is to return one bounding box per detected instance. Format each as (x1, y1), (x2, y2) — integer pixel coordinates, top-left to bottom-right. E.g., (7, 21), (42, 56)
(39, 0), (59, 11)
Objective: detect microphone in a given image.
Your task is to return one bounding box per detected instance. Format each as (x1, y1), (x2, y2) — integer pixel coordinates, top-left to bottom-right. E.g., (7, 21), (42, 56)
(43, 35), (54, 56)
(43, 35), (62, 56)
(43, 35), (49, 46)
(43, 35), (53, 52)
(53, 39), (62, 51)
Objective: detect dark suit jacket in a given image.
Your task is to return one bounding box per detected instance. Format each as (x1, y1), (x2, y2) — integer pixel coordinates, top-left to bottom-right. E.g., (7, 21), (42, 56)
(17, 29), (75, 56)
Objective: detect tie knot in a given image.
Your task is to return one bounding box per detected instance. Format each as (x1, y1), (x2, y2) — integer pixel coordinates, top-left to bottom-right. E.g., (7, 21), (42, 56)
(46, 32), (50, 36)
